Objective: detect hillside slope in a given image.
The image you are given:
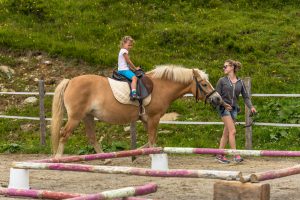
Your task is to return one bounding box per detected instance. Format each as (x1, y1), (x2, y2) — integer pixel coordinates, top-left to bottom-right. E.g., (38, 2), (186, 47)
(0, 0), (299, 92)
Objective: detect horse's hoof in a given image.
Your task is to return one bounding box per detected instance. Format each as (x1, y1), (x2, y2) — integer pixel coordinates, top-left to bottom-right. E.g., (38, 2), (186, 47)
(103, 159), (112, 165)
(54, 154), (62, 159)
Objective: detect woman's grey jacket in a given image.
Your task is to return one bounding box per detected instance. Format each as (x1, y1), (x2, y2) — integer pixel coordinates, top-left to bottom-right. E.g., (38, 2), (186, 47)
(216, 76), (253, 109)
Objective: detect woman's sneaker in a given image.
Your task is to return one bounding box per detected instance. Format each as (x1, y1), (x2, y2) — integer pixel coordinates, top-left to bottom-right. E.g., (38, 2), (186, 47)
(216, 155), (230, 164)
(233, 155), (244, 163)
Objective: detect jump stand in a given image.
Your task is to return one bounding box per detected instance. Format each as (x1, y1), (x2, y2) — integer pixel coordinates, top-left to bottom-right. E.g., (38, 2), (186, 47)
(151, 154), (169, 170)
(8, 168), (29, 189)
(213, 181), (270, 200)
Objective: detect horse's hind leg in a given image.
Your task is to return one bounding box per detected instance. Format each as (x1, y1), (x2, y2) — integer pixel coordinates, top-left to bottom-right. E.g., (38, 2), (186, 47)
(83, 114), (103, 153)
(55, 118), (81, 158)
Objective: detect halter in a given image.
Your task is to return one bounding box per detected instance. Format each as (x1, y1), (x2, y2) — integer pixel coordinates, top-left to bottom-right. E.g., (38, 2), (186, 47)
(194, 77), (217, 103)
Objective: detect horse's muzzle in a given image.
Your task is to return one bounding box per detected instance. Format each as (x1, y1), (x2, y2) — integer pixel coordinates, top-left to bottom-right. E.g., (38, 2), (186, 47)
(208, 92), (222, 107)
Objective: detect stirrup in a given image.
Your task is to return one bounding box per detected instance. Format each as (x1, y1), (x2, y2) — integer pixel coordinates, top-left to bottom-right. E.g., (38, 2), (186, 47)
(130, 95), (138, 101)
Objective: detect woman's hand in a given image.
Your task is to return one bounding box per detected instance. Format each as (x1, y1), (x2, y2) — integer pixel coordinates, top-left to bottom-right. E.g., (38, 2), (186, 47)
(250, 107), (257, 114)
(223, 103), (232, 111)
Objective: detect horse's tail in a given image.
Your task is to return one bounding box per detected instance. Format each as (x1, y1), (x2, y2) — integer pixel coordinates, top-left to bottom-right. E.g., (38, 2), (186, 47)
(51, 79), (70, 155)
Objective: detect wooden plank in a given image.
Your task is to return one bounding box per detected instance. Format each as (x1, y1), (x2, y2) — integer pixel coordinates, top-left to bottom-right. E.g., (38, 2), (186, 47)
(213, 181), (270, 200)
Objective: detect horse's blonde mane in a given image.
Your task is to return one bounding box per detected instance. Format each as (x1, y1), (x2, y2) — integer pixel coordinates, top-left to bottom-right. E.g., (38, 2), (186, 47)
(148, 64), (208, 83)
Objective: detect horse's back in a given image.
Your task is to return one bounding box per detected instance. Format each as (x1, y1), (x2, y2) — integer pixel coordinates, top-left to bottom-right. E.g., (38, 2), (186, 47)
(63, 75), (110, 112)
(70, 74), (106, 83)
(63, 74), (140, 123)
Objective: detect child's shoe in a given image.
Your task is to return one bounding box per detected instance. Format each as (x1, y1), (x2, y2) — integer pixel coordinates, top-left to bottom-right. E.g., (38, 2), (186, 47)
(130, 90), (137, 100)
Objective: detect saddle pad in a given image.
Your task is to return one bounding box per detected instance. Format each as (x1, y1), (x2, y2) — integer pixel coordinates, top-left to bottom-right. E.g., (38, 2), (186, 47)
(108, 78), (151, 106)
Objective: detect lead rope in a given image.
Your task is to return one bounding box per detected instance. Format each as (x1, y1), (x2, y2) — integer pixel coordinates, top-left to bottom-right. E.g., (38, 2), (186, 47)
(236, 112), (257, 128)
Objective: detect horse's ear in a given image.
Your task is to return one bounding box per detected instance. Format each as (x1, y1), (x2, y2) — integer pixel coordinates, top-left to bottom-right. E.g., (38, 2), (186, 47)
(192, 69), (199, 77)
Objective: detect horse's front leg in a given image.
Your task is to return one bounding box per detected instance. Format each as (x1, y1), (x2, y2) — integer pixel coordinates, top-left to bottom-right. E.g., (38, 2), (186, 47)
(83, 114), (111, 164)
(146, 115), (161, 147)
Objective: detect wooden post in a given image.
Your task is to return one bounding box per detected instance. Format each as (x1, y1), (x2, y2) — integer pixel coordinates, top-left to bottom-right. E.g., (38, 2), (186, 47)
(130, 122), (137, 162)
(38, 79), (46, 146)
(244, 77), (252, 150)
(214, 181), (270, 200)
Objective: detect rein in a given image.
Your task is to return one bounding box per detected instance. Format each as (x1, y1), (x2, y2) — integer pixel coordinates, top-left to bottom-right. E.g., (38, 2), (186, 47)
(194, 77), (216, 103)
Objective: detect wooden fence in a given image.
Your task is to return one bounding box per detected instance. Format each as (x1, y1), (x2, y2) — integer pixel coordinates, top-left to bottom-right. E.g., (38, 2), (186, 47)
(0, 78), (299, 147)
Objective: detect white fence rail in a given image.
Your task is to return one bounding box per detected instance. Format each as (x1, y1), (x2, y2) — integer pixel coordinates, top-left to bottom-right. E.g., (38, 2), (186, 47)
(1, 115), (299, 128)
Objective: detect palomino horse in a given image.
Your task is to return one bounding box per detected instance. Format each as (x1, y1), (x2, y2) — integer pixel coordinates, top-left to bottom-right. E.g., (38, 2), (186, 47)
(51, 65), (224, 158)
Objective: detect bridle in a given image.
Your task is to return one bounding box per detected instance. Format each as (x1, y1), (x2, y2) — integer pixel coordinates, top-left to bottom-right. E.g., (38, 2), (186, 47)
(194, 77), (217, 103)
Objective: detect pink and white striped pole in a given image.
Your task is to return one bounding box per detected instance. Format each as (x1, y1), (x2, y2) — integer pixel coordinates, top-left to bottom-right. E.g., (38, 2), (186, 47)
(31, 148), (163, 163)
(0, 187), (81, 199)
(65, 183), (157, 200)
(249, 164), (300, 182)
(31, 147), (300, 164)
(12, 162), (242, 181)
(0, 186), (157, 200)
(163, 147), (300, 157)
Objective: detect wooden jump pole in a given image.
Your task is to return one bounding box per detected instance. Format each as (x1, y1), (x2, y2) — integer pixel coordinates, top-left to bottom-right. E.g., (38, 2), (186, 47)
(163, 147), (300, 157)
(31, 148), (163, 163)
(65, 183), (157, 200)
(0, 186), (156, 200)
(0, 187), (81, 199)
(12, 162), (243, 181)
(31, 147), (300, 164)
(249, 164), (300, 183)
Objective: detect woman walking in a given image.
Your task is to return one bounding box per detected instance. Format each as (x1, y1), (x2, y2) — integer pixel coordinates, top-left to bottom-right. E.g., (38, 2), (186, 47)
(216, 59), (256, 164)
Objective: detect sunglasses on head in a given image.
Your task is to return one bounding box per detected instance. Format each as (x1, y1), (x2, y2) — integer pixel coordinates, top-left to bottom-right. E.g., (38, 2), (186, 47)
(223, 65), (230, 69)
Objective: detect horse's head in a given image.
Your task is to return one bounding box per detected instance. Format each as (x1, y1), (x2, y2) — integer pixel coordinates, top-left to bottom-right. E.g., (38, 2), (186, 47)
(192, 69), (222, 107)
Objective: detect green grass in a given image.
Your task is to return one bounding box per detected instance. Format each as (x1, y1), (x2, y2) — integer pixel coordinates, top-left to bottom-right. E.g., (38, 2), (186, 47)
(0, 0), (299, 153)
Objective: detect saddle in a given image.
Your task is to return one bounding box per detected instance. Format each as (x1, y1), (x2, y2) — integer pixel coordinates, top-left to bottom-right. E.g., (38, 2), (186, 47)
(111, 69), (153, 115)
(112, 69), (153, 100)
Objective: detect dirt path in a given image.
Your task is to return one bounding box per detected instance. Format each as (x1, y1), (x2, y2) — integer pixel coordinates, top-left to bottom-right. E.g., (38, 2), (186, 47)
(0, 154), (299, 200)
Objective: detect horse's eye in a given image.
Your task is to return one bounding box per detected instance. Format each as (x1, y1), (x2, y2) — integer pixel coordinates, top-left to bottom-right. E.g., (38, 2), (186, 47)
(202, 83), (207, 87)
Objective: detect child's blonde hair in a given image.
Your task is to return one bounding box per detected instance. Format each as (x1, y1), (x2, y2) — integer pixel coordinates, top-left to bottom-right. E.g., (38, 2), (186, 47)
(120, 36), (134, 48)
